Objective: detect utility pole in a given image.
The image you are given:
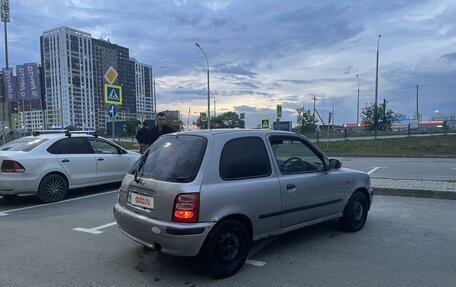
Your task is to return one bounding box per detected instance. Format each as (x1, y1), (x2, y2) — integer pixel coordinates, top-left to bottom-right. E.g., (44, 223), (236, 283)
(356, 74), (360, 126)
(383, 98), (386, 129)
(374, 34), (381, 139)
(1, 0), (10, 140)
(416, 85), (419, 125)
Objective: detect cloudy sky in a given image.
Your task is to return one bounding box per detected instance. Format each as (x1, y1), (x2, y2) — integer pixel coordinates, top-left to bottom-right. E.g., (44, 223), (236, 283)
(5, 0), (456, 128)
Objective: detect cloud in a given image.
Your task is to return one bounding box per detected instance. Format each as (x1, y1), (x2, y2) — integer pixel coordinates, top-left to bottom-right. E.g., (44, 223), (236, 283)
(440, 52), (456, 62)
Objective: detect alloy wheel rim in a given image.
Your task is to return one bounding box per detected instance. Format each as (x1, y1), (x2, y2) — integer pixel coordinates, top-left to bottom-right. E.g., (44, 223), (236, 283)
(45, 178), (64, 199)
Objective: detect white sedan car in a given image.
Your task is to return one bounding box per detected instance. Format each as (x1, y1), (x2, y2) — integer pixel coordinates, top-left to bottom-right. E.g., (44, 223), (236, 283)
(0, 132), (141, 202)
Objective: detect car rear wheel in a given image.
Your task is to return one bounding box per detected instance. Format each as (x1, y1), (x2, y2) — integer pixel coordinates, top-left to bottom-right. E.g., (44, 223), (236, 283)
(37, 174), (68, 203)
(340, 191), (368, 232)
(200, 220), (250, 279)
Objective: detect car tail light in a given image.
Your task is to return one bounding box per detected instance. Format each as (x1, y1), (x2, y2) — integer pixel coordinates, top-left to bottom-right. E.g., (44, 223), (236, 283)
(172, 193), (199, 223)
(1, 160), (25, 173)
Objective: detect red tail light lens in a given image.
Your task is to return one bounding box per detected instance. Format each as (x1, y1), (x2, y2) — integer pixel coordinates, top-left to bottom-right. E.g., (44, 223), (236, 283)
(172, 193), (199, 223)
(1, 160), (25, 173)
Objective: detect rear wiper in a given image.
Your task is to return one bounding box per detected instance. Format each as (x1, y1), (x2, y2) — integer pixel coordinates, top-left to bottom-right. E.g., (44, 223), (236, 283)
(134, 151), (149, 183)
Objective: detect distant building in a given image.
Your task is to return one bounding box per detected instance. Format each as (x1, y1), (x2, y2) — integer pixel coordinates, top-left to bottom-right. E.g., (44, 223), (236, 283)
(40, 26), (155, 131)
(162, 110), (181, 121)
(431, 114), (456, 128)
(92, 38), (136, 129)
(133, 59), (154, 122)
(40, 27), (95, 129)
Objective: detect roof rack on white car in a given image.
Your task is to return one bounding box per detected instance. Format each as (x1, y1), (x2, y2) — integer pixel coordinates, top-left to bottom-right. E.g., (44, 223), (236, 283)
(32, 130), (98, 138)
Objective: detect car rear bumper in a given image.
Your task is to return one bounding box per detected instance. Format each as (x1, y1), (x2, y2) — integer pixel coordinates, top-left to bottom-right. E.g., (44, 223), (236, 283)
(0, 175), (38, 195)
(113, 203), (215, 257)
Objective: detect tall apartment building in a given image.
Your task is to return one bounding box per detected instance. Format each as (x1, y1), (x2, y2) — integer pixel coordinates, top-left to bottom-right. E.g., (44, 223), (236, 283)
(40, 27), (95, 129)
(40, 26), (155, 131)
(92, 38), (137, 130)
(133, 59), (154, 122)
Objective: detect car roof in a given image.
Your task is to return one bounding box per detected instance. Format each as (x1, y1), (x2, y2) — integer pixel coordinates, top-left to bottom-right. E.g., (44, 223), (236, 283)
(23, 133), (98, 140)
(176, 128), (296, 136)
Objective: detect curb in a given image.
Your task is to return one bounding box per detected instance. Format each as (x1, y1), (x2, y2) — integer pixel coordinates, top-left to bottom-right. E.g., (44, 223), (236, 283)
(373, 187), (456, 200)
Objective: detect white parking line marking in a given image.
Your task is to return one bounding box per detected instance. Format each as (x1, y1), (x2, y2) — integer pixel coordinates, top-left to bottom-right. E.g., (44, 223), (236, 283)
(73, 221), (117, 234)
(0, 190), (117, 216)
(367, 167), (385, 175)
(246, 259), (267, 267)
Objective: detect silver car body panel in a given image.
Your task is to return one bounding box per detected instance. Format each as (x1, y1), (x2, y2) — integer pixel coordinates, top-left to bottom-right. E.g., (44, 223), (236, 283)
(114, 129), (373, 256)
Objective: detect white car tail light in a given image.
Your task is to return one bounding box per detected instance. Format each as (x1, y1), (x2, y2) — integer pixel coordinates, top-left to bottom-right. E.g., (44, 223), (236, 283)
(1, 160), (25, 173)
(172, 193), (199, 223)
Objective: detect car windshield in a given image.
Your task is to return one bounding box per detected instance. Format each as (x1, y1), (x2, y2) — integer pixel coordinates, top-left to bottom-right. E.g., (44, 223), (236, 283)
(140, 135), (207, 183)
(0, 138), (48, 152)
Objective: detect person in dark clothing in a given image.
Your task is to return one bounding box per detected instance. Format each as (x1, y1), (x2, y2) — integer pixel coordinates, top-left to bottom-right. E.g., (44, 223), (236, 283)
(149, 112), (175, 145)
(136, 121), (151, 154)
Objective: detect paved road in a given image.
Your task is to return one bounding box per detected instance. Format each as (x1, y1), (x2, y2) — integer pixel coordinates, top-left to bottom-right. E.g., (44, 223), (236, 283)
(1, 188), (455, 286)
(338, 157), (456, 180)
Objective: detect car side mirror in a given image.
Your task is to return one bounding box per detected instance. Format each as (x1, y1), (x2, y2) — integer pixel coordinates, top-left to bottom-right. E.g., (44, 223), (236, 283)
(329, 159), (342, 169)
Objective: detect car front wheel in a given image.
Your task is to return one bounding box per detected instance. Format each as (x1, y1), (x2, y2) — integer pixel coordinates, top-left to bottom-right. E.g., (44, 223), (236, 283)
(37, 174), (68, 203)
(200, 220), (250, 279)
(340, 191), (368, 232)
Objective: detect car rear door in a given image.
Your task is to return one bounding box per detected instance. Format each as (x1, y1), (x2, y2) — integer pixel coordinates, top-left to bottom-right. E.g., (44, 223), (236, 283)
(47, 137), (97, 186)
(88, 138), (128, 183)
(268, 135), (346, 228)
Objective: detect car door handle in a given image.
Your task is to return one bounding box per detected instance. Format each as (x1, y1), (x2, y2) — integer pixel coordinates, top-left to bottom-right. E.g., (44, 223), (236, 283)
(286, 184), (296, 194)
(97, 158), (104, 161)
(61, 159), (70, 163)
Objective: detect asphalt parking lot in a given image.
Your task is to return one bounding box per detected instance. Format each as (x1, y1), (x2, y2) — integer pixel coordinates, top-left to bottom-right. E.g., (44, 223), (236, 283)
(1, 185), (455, 287)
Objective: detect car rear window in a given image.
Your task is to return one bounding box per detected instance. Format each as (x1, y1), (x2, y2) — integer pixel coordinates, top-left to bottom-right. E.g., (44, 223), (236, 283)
(139, 135), (207, 183)
(0, 138), (48, 152)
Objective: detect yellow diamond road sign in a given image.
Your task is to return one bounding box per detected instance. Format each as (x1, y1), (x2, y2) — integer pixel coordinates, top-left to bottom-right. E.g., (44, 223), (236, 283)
(104, 66), (118, 84)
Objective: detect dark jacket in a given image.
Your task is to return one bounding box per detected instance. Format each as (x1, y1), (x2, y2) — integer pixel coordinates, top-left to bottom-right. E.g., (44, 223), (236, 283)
(136, 127), (151, 144)
(149, 125), (175, 145)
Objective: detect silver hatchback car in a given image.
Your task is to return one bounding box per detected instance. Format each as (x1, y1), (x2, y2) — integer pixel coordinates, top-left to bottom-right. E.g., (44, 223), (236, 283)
(113, 129), (373, 278)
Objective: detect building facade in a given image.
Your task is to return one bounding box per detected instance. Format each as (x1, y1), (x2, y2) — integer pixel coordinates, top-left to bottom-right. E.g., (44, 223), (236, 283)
(133, 59), (154, 122)
(92, 38), (137, 130)
(41, 27), (95, 129)
(0, 26), (155, 135)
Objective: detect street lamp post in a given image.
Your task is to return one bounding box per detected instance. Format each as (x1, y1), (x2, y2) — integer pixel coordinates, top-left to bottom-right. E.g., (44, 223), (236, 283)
(153, 66), (164, 121)
(374, 34), (381, 139)
(1, 0), (10, 142)
(356, 74), (360, 126)
(195, 42), (210, 129)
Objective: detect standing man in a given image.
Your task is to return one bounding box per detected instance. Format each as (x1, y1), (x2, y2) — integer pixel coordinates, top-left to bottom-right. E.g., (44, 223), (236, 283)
(149, 112), (175, 145)
(136, 121), (151, 154)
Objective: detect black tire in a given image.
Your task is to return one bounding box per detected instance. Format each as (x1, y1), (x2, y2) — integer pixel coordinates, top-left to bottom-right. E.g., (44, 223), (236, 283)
(200, 220), (250, 279)
(37, 174), (68, 203)
(340, 191), (368, 232)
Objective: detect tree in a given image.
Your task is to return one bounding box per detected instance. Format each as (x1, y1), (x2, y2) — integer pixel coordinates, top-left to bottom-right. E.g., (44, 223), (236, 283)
(361, 101), (397, 131)
(212, 112), (245, 128)
(124, 120), (137, 137)
(167, 118), (184, 131)
(293, 109), (317, 134)
(195, 112), (245, 129)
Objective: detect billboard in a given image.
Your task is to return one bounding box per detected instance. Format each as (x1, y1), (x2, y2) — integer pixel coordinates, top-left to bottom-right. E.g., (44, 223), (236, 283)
(2, 67), (16, 102)
(16, 65), (28, 100)
(24, 63), (42, 100)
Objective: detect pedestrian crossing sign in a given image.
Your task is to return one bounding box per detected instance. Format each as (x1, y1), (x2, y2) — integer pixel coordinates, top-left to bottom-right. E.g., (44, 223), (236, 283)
(260, 118), (270, 129)
(104, 84), (122, 105)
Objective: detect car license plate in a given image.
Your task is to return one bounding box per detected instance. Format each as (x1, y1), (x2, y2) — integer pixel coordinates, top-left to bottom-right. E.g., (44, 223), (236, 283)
(128, 192), (154, 209)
